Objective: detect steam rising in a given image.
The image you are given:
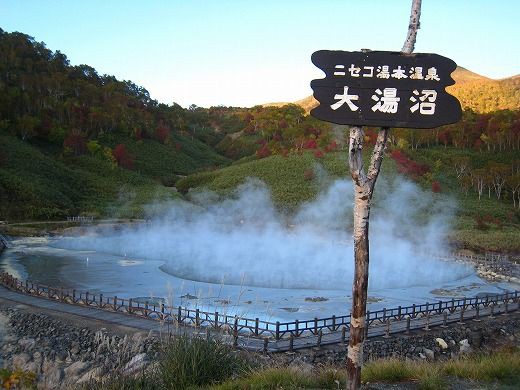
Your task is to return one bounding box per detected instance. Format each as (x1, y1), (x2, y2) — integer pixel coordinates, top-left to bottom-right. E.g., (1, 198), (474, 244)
(55, 177), (472, 291)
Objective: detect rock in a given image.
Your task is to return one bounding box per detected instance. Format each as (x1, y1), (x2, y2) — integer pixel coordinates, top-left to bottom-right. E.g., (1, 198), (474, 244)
(435, 338), (448, 350)
(418, 352), (426, 359)
(64, 360), (90, 377)
(423, 348), (435, 360)
(459, 339), (473, 354)
(18, 337), (36, 351)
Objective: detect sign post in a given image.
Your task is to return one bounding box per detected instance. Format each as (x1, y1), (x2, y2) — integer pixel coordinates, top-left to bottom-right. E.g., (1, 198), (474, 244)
(309, 2), (461, 389)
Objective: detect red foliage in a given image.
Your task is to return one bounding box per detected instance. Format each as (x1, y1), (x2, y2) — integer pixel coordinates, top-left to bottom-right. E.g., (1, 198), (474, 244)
(303, 139), (317, 149)
(113, 144), (134, 169)
(431, 180), (441, 193)
(63, 134), (86, 155)
(256, 144), (271, 158)
(273, 133), (282, 142)
(364, 128), (378, 145)
(278, 120), (288, 129)
(324, 140), (338, 152)
(390, 150), (430, 179)
(256, 139), (267, 145)
(314, 149), (324, 158)
(154, 123), (170, 144)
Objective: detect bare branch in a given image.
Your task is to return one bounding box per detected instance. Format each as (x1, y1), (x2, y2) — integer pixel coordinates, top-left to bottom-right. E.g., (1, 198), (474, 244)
(401, 0), (422, 54)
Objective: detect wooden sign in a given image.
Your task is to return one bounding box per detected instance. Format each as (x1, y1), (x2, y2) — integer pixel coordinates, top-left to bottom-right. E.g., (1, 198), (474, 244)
(310, 50), (462, 128)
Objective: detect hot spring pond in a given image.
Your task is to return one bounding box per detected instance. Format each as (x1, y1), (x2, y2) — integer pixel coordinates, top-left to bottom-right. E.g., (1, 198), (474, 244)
(0, 236), (514, 322)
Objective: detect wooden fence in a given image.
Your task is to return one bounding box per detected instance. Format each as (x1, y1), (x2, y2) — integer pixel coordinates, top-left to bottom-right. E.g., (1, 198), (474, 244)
(1, 271), (518, 343)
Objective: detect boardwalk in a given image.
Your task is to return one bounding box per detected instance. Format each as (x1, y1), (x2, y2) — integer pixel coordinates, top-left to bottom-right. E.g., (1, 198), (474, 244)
(1, 283), (517, 353)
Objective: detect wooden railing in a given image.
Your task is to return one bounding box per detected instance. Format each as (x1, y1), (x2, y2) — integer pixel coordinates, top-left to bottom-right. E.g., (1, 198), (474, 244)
(1, 271), (518, 343)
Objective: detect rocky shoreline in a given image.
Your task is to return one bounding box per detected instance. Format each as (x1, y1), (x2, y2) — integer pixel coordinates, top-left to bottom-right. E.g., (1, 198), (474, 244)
(1, 302), (519, 389)
(0, 307), (158, 389)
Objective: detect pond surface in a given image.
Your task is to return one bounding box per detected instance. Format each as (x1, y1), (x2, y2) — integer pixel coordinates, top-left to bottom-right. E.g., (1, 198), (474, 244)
(0, 236), (513, 322)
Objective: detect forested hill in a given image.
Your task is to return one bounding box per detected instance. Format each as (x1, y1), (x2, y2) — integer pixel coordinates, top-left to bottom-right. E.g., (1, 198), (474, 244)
(0, 29), (234, 220)
(1, 29), (519, 229)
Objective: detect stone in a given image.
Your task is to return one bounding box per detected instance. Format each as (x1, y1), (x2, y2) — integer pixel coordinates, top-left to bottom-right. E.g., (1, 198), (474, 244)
(418, 352), (426, 359)
(18, 337), (36, 351)
(423, 348), (435, 360)
(435, 337), (448, 350)
(459, 339), (473, 354)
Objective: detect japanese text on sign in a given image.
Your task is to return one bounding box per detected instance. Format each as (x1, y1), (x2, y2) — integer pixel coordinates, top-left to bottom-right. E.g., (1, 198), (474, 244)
(310, 50), (462, 129)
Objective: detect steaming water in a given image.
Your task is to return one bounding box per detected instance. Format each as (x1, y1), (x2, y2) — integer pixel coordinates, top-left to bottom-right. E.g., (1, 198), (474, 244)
(0, 179), (514, 321)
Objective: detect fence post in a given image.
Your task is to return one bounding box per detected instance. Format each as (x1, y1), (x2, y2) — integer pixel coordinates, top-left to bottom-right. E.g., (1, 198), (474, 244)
(255, 318), (259, 336)
(289, 334), (294, 352)
(441, 312), (448, 328)
(86, 291), (90, 304)
(412, 304), (416, 318)
(365, 311), (370, 338)
(275, 321), (280, 340)
(295, 319), (299, 337)
(317, 330), (322, 347)
(458, 307), (465, 325)
(214, 312), (219, 329)
(474, 303), (481, 322)
(263, 337), (269, 353)
(383, 319), (391, 338)
(314, 317), (318, 335)
(196, 309), (200, 327)
(341, 325), (347, 343)
(332, 315), (336, 331)
(178, 306), (182, 324)
(113, 296), (117, 311)
(424, 312), (430, 331)
(128, 298), (133, 314)
(72, 289), (76, 303)
(398, 305), (402, 320)
(502, 291), (509, 315)
(438, 300), (443, 314)
(489, 302), (495, 318)
(99, 294), (103, 307)
(405, 316), (411, 334)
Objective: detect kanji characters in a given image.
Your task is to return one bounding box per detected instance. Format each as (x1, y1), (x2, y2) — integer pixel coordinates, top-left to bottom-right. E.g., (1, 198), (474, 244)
(410, 89), (437, 115)
(371, 88), (400, 113)
(425, 67), (440, 81)
(376, 65), (390, 79)
(330, 86), (359, 111)
(391, 66), (407, 79)
(409, 66), (424, 79)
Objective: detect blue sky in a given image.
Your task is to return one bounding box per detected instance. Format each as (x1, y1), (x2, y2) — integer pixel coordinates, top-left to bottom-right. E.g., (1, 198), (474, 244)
(1, 0), (519, 107)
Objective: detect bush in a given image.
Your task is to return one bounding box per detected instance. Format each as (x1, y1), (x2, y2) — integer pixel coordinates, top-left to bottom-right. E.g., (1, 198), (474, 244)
(158, 334), (247, 389)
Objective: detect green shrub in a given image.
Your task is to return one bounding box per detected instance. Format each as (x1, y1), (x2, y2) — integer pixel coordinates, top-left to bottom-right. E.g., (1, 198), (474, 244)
(158, 334), (247, 389)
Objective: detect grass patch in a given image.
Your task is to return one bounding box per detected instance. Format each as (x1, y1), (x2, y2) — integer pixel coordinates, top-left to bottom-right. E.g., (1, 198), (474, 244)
(158, 334), (248, 389)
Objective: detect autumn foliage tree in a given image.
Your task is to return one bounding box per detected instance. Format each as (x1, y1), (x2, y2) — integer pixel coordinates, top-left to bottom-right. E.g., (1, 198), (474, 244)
(112, 144), (133, 169)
